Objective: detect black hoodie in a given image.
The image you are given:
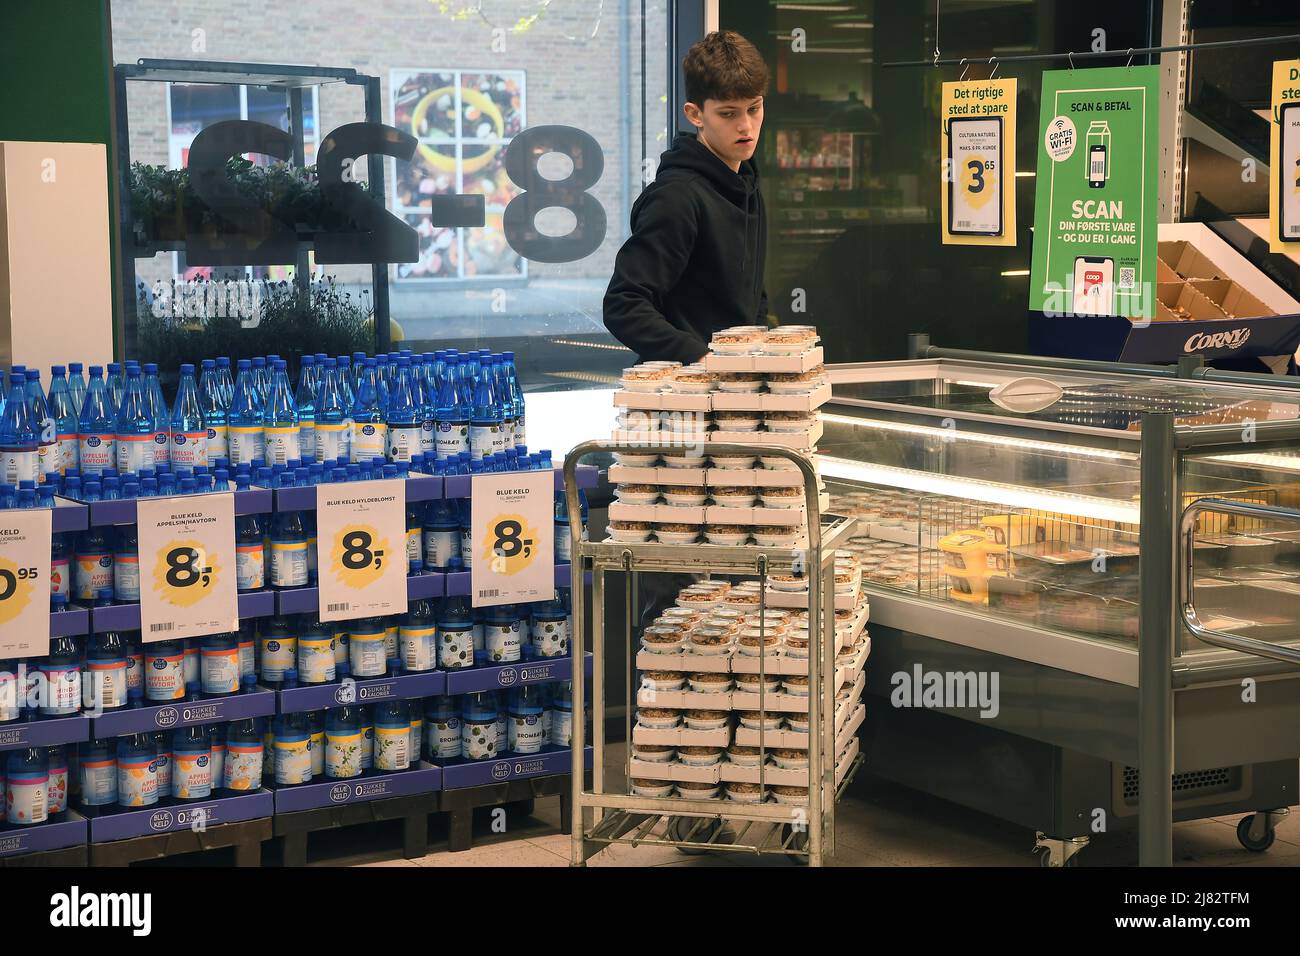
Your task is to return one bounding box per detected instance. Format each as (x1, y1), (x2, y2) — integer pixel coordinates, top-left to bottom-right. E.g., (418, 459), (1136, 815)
(603, 133), (768, 363)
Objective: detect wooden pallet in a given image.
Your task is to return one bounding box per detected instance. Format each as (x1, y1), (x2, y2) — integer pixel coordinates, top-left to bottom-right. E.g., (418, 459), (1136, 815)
(439, 774), (581, 853)
(89, 817), (272, 867)
(272, 792), (440, 867)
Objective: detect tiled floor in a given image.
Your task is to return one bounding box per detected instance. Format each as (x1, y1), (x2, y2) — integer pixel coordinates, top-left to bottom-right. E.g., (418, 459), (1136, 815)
(317, 772), (1300, 868)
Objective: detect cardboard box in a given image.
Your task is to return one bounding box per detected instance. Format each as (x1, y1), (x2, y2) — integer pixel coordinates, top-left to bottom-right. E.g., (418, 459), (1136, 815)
(1189, 279), (1276, 319)
(735, 700), (866, 751)
(1156, 258), (1180, 283)
(635, 687), (735, 710)
(710, 382), (832, 412)
(864, 522), (944, 549)
(610, 465), (808, 489)
(636, 648), (732, 674)
(712, 419), (824, 447)
(608, 501), (811, 526)
(631, 724), (731, 747)
(613, 390), (711, 412)
(704, 347), (824, 373)
(718, 761), (810, 787)
(764, 580), (860, 611)
(1159, 240), (1227, 280)
(1154, 281), (1226, 322)
(627, 758), (723, 783)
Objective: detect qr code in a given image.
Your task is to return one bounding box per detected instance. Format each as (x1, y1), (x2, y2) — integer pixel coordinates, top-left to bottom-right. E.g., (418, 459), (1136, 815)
(1118, 267), (1136, 289)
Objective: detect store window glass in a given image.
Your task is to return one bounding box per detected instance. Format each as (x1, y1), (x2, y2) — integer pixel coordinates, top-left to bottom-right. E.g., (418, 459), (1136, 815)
(111, 1), (668, 392)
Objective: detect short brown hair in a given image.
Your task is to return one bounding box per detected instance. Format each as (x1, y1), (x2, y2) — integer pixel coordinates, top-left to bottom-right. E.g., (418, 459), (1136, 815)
(683, 31), (768, 106)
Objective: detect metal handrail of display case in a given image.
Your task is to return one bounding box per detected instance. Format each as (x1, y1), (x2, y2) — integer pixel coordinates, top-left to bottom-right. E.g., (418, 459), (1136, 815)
(563, 441), (859, 866)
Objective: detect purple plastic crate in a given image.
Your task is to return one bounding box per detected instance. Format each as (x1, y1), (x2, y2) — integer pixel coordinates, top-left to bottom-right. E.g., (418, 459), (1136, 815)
(92, 590), (275, 632)
(90, 689), (276, 737)
(51, 498), (88, 533)
(444, 652), (589, 696)
(0, 714), (91, 752)
(272, 764), (441, 812)
(276, 574), (444, 617)
(50, 607), (89, 638)
(88, 789), (273, 843)
(439, 746), (591, 790)
(405, 475), (442, 502)
(235, 488), (274, 515)
(84, 488), (271, 527)
(276, 670), (445, 714)
(0, 814), (87, 857)
(407, 573), (444, 601)
(442, 464), (597, 499)
(273, 476), (441, 513)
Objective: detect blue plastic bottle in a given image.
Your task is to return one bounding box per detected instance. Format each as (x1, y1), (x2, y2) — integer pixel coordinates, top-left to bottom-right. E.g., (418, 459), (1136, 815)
(224, 708), (264, 792)
(264, 359), (300, 466)
(169, 363), (209, 469)
(347, 618), (387, 678)
(313, 357), (349, 462)
(468, 355), (505, 463)
(272, 697), (313, 786)
(374, 698), (411, 772)
(271, 505), (309, 590)
(82, 630), (128, 711)
(461, 692), (498, 761)
(114, 366), (155, 474)
(296, 616), (336, 685)
(123, 634), (144, 698)
(105, 362), (125, 415)
(323, 704), (365, 778)
(237, 620), (256, 679)
(436, 595), (474, 670)
(483, 604), (523, 663)
(0, 371), (38, 485)
(112, 519), (139, 603)
(144, 639), (185, 702)
(251, 356), (269, 403)
(416, 355), (436, 458)
(6, 747), (49, 825)
(47, 365), (80, 475)
(172, 684), (213, 800)
(74, 515), (113, 603)
(258, 616), (296, 685)
(23, 370), (58, 483)
(38, 634), (81, 716)
(386, 357), (421, 463)
(78, 737), (117, 816)
(502, 351), (526, 448)
(400, 597), (438, 673)
(350, 358), (387, 462)
(116, 727), (159, 808)
(216, 356), (235, 407)
(67, 362), (87, 417)
(433, 355), (468, 462)
(423, 696), (458, 761)
(152, 730), (173, 798)
(507, 685), (546, 754)
(530, 591), (571, 658)
(198, 358), (229, 460)
(141, 363), (170, 467)
(200, 630), (240, 696)
(209, 723), (226, 790)
(295, 355), (316, 456)
(235, 493), (265, 592)
(228, 359), (266, 465)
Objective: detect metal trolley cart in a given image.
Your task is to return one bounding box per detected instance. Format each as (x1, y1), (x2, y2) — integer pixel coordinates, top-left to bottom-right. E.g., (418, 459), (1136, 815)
(564, 442), (863, 866)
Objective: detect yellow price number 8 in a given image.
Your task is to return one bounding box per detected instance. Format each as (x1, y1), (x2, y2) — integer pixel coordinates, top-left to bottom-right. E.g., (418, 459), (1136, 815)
(342, 530), (383, 571)
(331, 526), (389, 589)
(165, 547), (212, 589)
(492, 520), (532, 560)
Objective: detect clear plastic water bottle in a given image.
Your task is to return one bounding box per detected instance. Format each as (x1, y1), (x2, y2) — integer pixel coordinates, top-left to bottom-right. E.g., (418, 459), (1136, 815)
(216, 356), (235, 407)
(508, 685), (546, 755)
(81, 371), (110, 474)
(142, 363), (170, 467)
(6, 747), (49, 825)
(350, 358), (387, 462)
(224, 707), (264, 792)
(114, 366), (155, 475)
(263, 359), (300, 466)
(416, 355), (436, 458)
(78, 737), (117, 816)
(251, 356), (270, 403)
(386, 357), (420, 463)
(400, 597), (438, 672)
(105, 362), (125, 415)
(469, 355), (504, 462)
(434, 355), (469, 462)
(172, 685), (213, 800)
(0, 371), (38, 485)
(169, 363), (208, 469)
(199, 359), (228, 460)
(502, 351), (526, 448)
(47, 365), (79, 475)
(461, 692), (498, 761)
(24, 370), (58, 483)
(325, 704), (364, 779)
(228, 359), (265, 465)
(295, 355), (316, 457)
(67, 362), (87, 416)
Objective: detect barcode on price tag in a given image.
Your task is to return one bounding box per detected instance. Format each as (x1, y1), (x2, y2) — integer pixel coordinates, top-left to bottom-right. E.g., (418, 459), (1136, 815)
(150, 623), (174, 634)
(478, 589), (500, 599)
(328, 602), (350, 613)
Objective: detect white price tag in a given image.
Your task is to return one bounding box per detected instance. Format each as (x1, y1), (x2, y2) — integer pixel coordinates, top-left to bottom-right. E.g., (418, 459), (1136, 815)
(137, 492), (238, 642)
(316, 479), (407, 623)
(0, 508), (52, 658)
(470, 471), (555, 608)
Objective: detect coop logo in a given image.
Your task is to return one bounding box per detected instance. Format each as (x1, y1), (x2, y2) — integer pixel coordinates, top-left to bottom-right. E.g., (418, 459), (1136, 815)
(153, 707), (179, 729)
(1185, 328), (1251, 353)
(50, 886), (153, 936)
(890, 665), (1000, 719)
(148, 809), (174, 831)
(329, 784), (352, 803)
(496, 666), (518, 688)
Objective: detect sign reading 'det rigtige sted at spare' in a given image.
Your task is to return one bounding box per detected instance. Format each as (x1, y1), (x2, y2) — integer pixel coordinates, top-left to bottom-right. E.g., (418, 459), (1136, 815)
(0, 507), (52, 658)
(941, 77), (1017, 246)
(1270, 59), (1300, 252)
(470, 470), (554, 608)
(137, 492), (238, 643)
(316, 479), (407, 623)
(1030, 65), (1160, 321)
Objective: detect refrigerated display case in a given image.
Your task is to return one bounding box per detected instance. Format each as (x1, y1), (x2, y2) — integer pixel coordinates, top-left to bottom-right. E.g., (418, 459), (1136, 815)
(820, 350), (1300, 864)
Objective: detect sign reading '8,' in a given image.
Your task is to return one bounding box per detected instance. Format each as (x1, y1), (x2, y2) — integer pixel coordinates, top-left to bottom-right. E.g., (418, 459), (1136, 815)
(153, 541), (218, 609)
(331, 524), (391, 590)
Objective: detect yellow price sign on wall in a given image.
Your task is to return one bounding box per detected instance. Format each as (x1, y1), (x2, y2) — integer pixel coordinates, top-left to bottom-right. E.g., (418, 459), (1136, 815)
(470, 470), (555, 608)
(317, 480), (407, 623)
(0, 509), (51, 658)
(137, 493), (238, 642)
(1269, 59), (1300, 251)
(941, 77), (1017, 246)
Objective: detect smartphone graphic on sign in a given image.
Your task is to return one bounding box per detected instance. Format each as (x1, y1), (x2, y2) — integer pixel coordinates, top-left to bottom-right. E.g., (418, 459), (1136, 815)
(1072, 256), (1115, 316)
(948, 117), (1003, 236)
(1089, 145), (1107, 188)
(1281, 103), (1300, 242)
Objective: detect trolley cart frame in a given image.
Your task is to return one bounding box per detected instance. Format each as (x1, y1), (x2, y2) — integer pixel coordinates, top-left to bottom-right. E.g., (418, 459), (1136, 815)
(564, 441), (860, 866)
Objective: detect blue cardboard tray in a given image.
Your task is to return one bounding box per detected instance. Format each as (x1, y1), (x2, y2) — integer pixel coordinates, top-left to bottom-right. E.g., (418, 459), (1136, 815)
(91, 589), (275, 632)
(0, 813), (87, 857)
(88, 789), (273, 842)
(439, 745), (592, 790)
(90, 688), (276, 737)
(51, 498), (88, 533)
(84, 487), (272, 526)
(1028, 310), (1300, 363)
(274, 475), (442, 512)
(0, 714), (91, 751)
(444, 652), (589, 696)
(275, 572), (445, 615)
(275, 669), (445, 713)
(442, 464), (597, 499)
(50, 607), (90, 638)
(272, 763), (441, 812)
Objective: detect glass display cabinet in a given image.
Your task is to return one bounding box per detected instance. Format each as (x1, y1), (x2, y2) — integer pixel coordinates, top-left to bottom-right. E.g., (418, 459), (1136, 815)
(821, 350), (1300, 865)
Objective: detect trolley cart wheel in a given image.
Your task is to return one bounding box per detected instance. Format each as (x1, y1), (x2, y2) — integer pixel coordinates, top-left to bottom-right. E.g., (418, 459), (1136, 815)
(781, 824), (810, 864)
(1236, 814), (1277, 852)
(1037, 848), (1079, 867)
(668, 816), (723, 853)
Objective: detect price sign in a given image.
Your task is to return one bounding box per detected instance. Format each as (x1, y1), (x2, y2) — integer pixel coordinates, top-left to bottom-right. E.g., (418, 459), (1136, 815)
(0, 508), (51, 658)
(317, 479), (406, 623)
(137, 492), (238, 642)
(470, 470), (554, 608)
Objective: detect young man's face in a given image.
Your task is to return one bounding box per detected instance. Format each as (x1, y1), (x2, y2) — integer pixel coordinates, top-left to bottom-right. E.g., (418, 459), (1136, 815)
(686, 96), (764, 171)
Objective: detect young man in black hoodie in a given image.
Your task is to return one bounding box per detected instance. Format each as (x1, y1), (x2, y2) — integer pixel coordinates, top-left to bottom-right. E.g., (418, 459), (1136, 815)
(604, 30), (769, 363)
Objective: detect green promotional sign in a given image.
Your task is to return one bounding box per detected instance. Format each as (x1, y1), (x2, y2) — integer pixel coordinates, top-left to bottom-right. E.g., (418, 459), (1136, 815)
(1030, 66), (1160, 320)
